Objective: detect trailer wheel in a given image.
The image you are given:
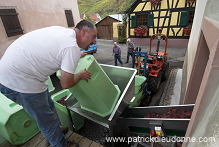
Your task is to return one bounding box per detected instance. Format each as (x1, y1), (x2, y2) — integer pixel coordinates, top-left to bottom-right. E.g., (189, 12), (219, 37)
(148, 72), (162, 94)
(162, 61), (169, 81)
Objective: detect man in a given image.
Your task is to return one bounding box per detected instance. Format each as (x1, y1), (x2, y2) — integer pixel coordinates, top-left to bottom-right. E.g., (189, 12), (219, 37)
(112, 42), (123, 66)
(126, 38), (135, 63)
(0, 20), (97, 147)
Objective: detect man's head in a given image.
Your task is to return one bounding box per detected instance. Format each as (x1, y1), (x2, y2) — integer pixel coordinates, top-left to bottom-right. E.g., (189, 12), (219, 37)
(75, 20), (97, 50)
(127, 38), (131, 43)
(114, 42), (118, 47)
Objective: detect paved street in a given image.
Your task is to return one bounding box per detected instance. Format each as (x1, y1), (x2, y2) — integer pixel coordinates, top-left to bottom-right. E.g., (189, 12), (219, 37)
(93, 39), (187, 106)
(93, 39), (186, 69)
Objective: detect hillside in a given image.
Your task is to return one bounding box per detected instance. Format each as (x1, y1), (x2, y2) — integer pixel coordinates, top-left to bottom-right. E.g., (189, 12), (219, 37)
(77, 0), (134, 18)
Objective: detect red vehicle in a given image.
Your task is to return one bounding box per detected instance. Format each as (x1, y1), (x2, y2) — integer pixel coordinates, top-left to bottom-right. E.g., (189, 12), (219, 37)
(132, 29), (169, 95)
(147, 29), (169, 94)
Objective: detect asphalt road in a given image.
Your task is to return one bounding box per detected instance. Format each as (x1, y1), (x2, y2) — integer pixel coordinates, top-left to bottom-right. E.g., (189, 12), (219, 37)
(93, 39), (186, 106)
(93, 39), (186, 68)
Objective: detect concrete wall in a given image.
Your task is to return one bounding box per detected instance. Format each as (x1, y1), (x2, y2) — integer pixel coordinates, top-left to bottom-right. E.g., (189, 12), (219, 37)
(181, 0), (219, 146)
(0, 0), (80, 58)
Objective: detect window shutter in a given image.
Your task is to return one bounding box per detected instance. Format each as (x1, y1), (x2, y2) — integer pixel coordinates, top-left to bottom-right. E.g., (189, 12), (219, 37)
(179, 11), (188, 26)
(65, 10), (74, 27)
(147, 14), (154, 26)
(0, 9), (23, 37)
(131, 16), (137, 28)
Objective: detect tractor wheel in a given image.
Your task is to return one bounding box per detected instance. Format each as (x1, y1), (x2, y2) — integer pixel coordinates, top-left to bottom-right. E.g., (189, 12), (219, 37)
(140, 93), (152, 106)
(148, 72), (162, 94)
(162, 61), (169, 81)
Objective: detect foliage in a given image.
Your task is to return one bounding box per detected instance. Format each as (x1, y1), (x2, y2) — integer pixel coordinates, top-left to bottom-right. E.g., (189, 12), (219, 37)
(78, 0), (133, 18)
(150, 0), (162, 5)
(84, 14), (96, 25)
(121, 14), (128, 38)
(116, 14), (128, 44)
(134, 25), (148, 34)
(118, 36), (126, 43)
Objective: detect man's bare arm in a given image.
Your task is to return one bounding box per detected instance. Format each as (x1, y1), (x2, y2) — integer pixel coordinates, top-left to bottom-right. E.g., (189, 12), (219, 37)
(60, 69), (91, 89)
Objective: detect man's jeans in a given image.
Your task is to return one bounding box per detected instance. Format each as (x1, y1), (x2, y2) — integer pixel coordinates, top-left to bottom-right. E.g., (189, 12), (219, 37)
(126, 52), (133, 63)
(0, 84), (66, 147)
(114, 54), (123, 66)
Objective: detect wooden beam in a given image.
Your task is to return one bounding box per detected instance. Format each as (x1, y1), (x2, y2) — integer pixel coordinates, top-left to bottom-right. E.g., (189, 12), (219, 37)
(175, 0), (180, 8)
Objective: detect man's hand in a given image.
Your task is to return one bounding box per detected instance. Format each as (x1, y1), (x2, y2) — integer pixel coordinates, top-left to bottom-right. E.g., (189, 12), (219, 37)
(78, 68), (91, 82)
(60, 69), (91, 89)
(80, 51), (87, 57)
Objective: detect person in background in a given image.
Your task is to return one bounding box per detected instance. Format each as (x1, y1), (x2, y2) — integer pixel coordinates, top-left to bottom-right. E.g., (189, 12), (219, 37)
(126, 38), (135, 64)
(112, 42), (123, 66)
(0, 20), (97, 147)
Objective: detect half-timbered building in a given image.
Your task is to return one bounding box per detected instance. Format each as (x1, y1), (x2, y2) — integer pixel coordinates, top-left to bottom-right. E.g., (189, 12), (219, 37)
(126, 0), (196, 47)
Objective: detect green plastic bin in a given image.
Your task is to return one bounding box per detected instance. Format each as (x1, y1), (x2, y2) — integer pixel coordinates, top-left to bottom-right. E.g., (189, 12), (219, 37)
(129, 75), (146, 107)
(56, 70), (61, 79)
(0, 135), (8, 146)
(46, 76), (55, 93)
(0, 93), (39, 145)
(51, 89), (84, 131)
(69, 55), (121, 117)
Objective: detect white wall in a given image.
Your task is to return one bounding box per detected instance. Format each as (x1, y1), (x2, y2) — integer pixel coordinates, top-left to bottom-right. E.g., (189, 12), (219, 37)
(0, 0), (80, 58)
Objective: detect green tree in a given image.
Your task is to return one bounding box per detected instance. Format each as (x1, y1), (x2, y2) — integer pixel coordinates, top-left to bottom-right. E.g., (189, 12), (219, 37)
(78, 0), (134, 18)
(84, 14), (96, 25)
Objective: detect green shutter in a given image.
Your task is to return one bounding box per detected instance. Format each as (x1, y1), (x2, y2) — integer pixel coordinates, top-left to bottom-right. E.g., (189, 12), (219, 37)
(179, 11), (188, 26)
(131, 16), (137, 28)
(147, 14), (154, 26)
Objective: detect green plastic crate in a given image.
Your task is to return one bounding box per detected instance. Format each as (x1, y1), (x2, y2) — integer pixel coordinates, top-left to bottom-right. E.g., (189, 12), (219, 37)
(129, 75), (146, 107)
(51, 89), (84, 131)
(0, 93), (39, 145)
(134, 75), (146, 95)
(56, 70), (61, 79)
(69, 55), (121, 117)
(0, 134), (9, 146)
(46, 76), (55, 93)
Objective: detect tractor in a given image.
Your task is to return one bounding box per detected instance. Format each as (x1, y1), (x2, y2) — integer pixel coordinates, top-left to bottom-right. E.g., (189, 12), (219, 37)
(132, 28), (169, 95)
(147, 28), (169, 94)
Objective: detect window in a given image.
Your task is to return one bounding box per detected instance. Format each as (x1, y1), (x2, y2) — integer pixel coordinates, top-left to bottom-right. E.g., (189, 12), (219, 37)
(0, 9), (23, 37)
(137, 14), (147, 26)
(65, 10), (74, 27)
(188, 11), (195, 24)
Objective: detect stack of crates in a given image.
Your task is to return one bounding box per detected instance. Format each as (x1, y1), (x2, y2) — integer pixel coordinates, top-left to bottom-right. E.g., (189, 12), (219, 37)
(0, 93), (39, 145)
(0, 77), (55, 145)
(129, 75), (147, 107)
(51, 89), (84, 131)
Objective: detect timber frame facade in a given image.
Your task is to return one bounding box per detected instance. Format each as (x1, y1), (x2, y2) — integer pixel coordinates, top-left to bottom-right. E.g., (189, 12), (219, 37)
(126, 0), (196, 39)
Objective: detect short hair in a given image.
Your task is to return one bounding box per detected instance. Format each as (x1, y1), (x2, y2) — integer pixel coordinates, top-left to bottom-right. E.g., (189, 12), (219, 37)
(127, 39), (131, 42)
(75, 20), (95, 32)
